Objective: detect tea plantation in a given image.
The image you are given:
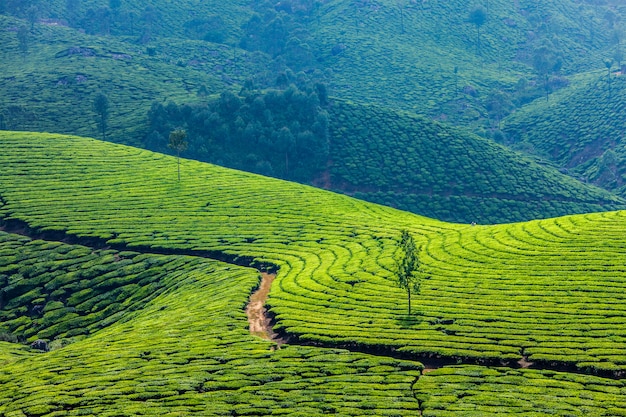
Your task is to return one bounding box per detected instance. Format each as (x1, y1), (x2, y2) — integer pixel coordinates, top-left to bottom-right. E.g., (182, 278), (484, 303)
(326, 99), (625, 223)
(503, 74), (626, 195)
(0, 13), (266, 145)
(416, 366), (626, 416)
(1, 131), (626, 414)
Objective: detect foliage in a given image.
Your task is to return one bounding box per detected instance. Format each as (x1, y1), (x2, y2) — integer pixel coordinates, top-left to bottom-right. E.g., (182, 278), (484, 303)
(2, 132), (626, 413)
(0, 230), (423, 416)
(468, 6), (487, 54)
(168, 127), (187, 181)
(503, 74), (626, 195)
(145, 83), (330, 181)
(0, 232), (182, 343)
(2, 132), (626, 378)
(16, 24), (28, 55)
(325, 99), (625, 224)
(415, 366), (626, 416)
(0, 13), (268, 145)
(394, 230), (424, 315)
(92, 92), (109, 141)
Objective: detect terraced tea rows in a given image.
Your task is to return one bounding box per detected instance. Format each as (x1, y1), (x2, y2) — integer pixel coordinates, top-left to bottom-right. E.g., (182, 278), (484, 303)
(0, 230), (425, 416)
(415, 366), (626, 416)
(0, 14), (266, 144)
(3, 131), (626, 414)
(0, 231), (216, 344)
(4, 229), (624, 416)
(3, 132), (626, 376)
(326, 100), (625, 223)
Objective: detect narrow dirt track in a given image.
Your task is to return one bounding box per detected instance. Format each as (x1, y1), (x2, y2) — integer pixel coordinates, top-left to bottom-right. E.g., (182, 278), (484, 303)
(245, 273), (288, 346)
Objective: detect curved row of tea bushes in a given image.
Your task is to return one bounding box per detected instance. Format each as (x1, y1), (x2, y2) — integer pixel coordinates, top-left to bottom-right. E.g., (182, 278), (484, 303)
(0, 230), (424, 416)
(0, 231), (187, 344)
(3, 132), (626, 374)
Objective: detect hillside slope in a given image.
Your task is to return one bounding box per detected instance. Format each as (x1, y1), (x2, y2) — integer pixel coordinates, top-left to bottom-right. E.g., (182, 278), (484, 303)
(2, 132), (626, 414)
(2, 0), (625, 140)
(503, 73), (626, 195)
(309, 0), (624, 118)
(2, 0), (626, 225)
(0, 14), (266, 145)
(324, 99), (626, 223)
(141, 93), (626, 224)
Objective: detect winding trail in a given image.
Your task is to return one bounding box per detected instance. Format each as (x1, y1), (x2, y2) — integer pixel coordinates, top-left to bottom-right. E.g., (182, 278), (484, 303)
(245, 273), (288, 346)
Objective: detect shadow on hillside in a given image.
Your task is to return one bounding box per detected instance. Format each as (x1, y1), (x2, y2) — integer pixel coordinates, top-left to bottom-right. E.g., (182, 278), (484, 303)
(395, 313), (424, 328)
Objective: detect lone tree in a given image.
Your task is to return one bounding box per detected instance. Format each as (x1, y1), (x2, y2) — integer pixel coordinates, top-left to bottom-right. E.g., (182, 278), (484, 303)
(605, 58), (614, 97)
(394, 229), (427, 316)
(93, 92), (109, 140)
(468, 6), (487, 55)
(168, 128), (188, 181)
(17, 26), (29, 57)
(532, 44), (563, 101)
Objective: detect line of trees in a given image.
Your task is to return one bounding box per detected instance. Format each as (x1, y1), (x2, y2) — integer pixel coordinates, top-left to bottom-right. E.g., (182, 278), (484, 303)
(144, 81), (330, 182)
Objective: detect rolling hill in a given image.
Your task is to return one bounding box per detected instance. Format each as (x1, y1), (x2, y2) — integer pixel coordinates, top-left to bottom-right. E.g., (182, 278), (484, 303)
(503, 72), (626, 195)
(0, 13), (265, 145)
(2, 131), (626, 414)
(2, 0), (626, 225)
(324, 99), (626, 223)
(140, 93), (626, 224)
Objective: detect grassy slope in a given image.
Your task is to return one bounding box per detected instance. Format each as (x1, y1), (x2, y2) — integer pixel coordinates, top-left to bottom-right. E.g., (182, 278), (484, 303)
(0, 232), (425, 416)
(503, 73), (626, 195)
(2, 132), (626, 373)
(2, 1), (625, 226)
(313, 0), (617, 116)
(416, 366), (626, 416)
(2, 0), (619, 136)
(2, 132), (626, 414)
(3, 233), (624, 417)
(25, 0), (251, 42)
(0, 14), (267, 145)
(325, 99), (626, 223)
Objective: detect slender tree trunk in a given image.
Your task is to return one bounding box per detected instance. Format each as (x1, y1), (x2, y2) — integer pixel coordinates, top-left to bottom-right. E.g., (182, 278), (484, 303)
(101, 114), (106, 140)
(407, 287), (411, 315)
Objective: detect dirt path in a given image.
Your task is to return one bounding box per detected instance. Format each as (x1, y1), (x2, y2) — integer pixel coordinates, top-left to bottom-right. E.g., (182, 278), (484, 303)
(246, 273), (288, 346)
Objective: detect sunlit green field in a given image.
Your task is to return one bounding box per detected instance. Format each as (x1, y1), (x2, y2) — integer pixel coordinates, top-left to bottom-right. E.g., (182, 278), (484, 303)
(2, 131), (626, 415)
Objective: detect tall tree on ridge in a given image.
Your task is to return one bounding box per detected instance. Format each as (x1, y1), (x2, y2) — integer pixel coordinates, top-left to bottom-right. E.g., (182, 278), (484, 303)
(93, 92), (109, 141)
(394, 230), (427, 316)
(168, 128), (188, 181)
(469, 6), (487, 55)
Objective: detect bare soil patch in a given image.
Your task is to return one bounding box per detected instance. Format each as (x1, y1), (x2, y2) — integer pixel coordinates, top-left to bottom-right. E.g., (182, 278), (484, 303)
(246, 273), (288, 346)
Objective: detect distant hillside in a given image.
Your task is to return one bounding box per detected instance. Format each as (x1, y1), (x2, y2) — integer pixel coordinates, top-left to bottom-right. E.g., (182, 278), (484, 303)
(0, 14), (266, 145)
(306, 0), (625, 123)
(2, 0), (625, 139)
(2, 0), (626, 224)
(323, 99), (626, 223)
(142, 93), (626, 224)
(0, 0), (251, 42)
(503, 73), (626, 195)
